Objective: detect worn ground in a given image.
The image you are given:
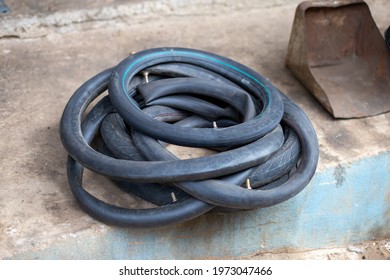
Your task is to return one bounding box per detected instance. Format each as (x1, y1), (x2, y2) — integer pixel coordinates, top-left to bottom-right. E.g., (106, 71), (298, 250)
(247, 239), (390, 260)
(0, 0), (389, 259)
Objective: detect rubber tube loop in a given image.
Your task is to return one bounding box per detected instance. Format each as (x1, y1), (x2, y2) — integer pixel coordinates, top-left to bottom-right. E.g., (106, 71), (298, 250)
(60, 48), (319, 227)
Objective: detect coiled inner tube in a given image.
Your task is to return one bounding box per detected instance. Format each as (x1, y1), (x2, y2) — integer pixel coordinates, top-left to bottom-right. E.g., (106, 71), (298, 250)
(60, 47), (319, 228)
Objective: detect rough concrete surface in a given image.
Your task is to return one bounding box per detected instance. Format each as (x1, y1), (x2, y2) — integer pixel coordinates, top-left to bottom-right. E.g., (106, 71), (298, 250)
(246, 239), (390, 260)
(0, 0), (389, 259)
(0, 0), (299, 38)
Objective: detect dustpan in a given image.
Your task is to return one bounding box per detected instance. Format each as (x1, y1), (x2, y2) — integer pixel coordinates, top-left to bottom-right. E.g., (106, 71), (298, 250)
(286, 0), (390, 118)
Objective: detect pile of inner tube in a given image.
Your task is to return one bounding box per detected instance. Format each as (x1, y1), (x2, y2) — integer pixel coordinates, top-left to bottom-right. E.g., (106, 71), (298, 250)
(60, 47), (319, 228)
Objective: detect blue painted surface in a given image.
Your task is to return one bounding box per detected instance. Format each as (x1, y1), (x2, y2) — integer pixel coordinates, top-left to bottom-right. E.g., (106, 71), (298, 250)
(12, 152), (390, 259)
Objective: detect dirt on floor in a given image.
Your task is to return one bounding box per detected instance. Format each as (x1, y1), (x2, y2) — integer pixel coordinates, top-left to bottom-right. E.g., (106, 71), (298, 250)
(1, 0), (389, 260)
(245, 239), (390, 260)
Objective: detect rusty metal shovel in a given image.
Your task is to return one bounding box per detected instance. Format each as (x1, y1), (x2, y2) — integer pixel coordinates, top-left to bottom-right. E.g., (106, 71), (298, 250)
(286, 0), (390, 118)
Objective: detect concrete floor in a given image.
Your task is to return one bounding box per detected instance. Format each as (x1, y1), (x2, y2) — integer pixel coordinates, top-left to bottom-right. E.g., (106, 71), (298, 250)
(0, 0), (389, 259)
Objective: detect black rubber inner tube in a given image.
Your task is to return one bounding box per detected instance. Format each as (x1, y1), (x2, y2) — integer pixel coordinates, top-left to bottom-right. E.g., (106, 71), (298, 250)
(386, 26), (390, 51)
(60, 47), (319, 228)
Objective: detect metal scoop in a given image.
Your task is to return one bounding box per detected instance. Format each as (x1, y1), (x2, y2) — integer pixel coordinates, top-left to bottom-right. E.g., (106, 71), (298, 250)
(286, 0), (390, 118)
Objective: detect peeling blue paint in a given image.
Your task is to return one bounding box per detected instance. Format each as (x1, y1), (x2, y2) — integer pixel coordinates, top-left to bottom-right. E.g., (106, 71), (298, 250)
(11, 152), (390, 259)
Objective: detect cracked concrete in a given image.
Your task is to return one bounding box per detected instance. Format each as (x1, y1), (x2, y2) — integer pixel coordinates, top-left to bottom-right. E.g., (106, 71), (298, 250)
(0, 0), (299, 38)
(0, 0), (389, 259)
(245, 239), (390, 260)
